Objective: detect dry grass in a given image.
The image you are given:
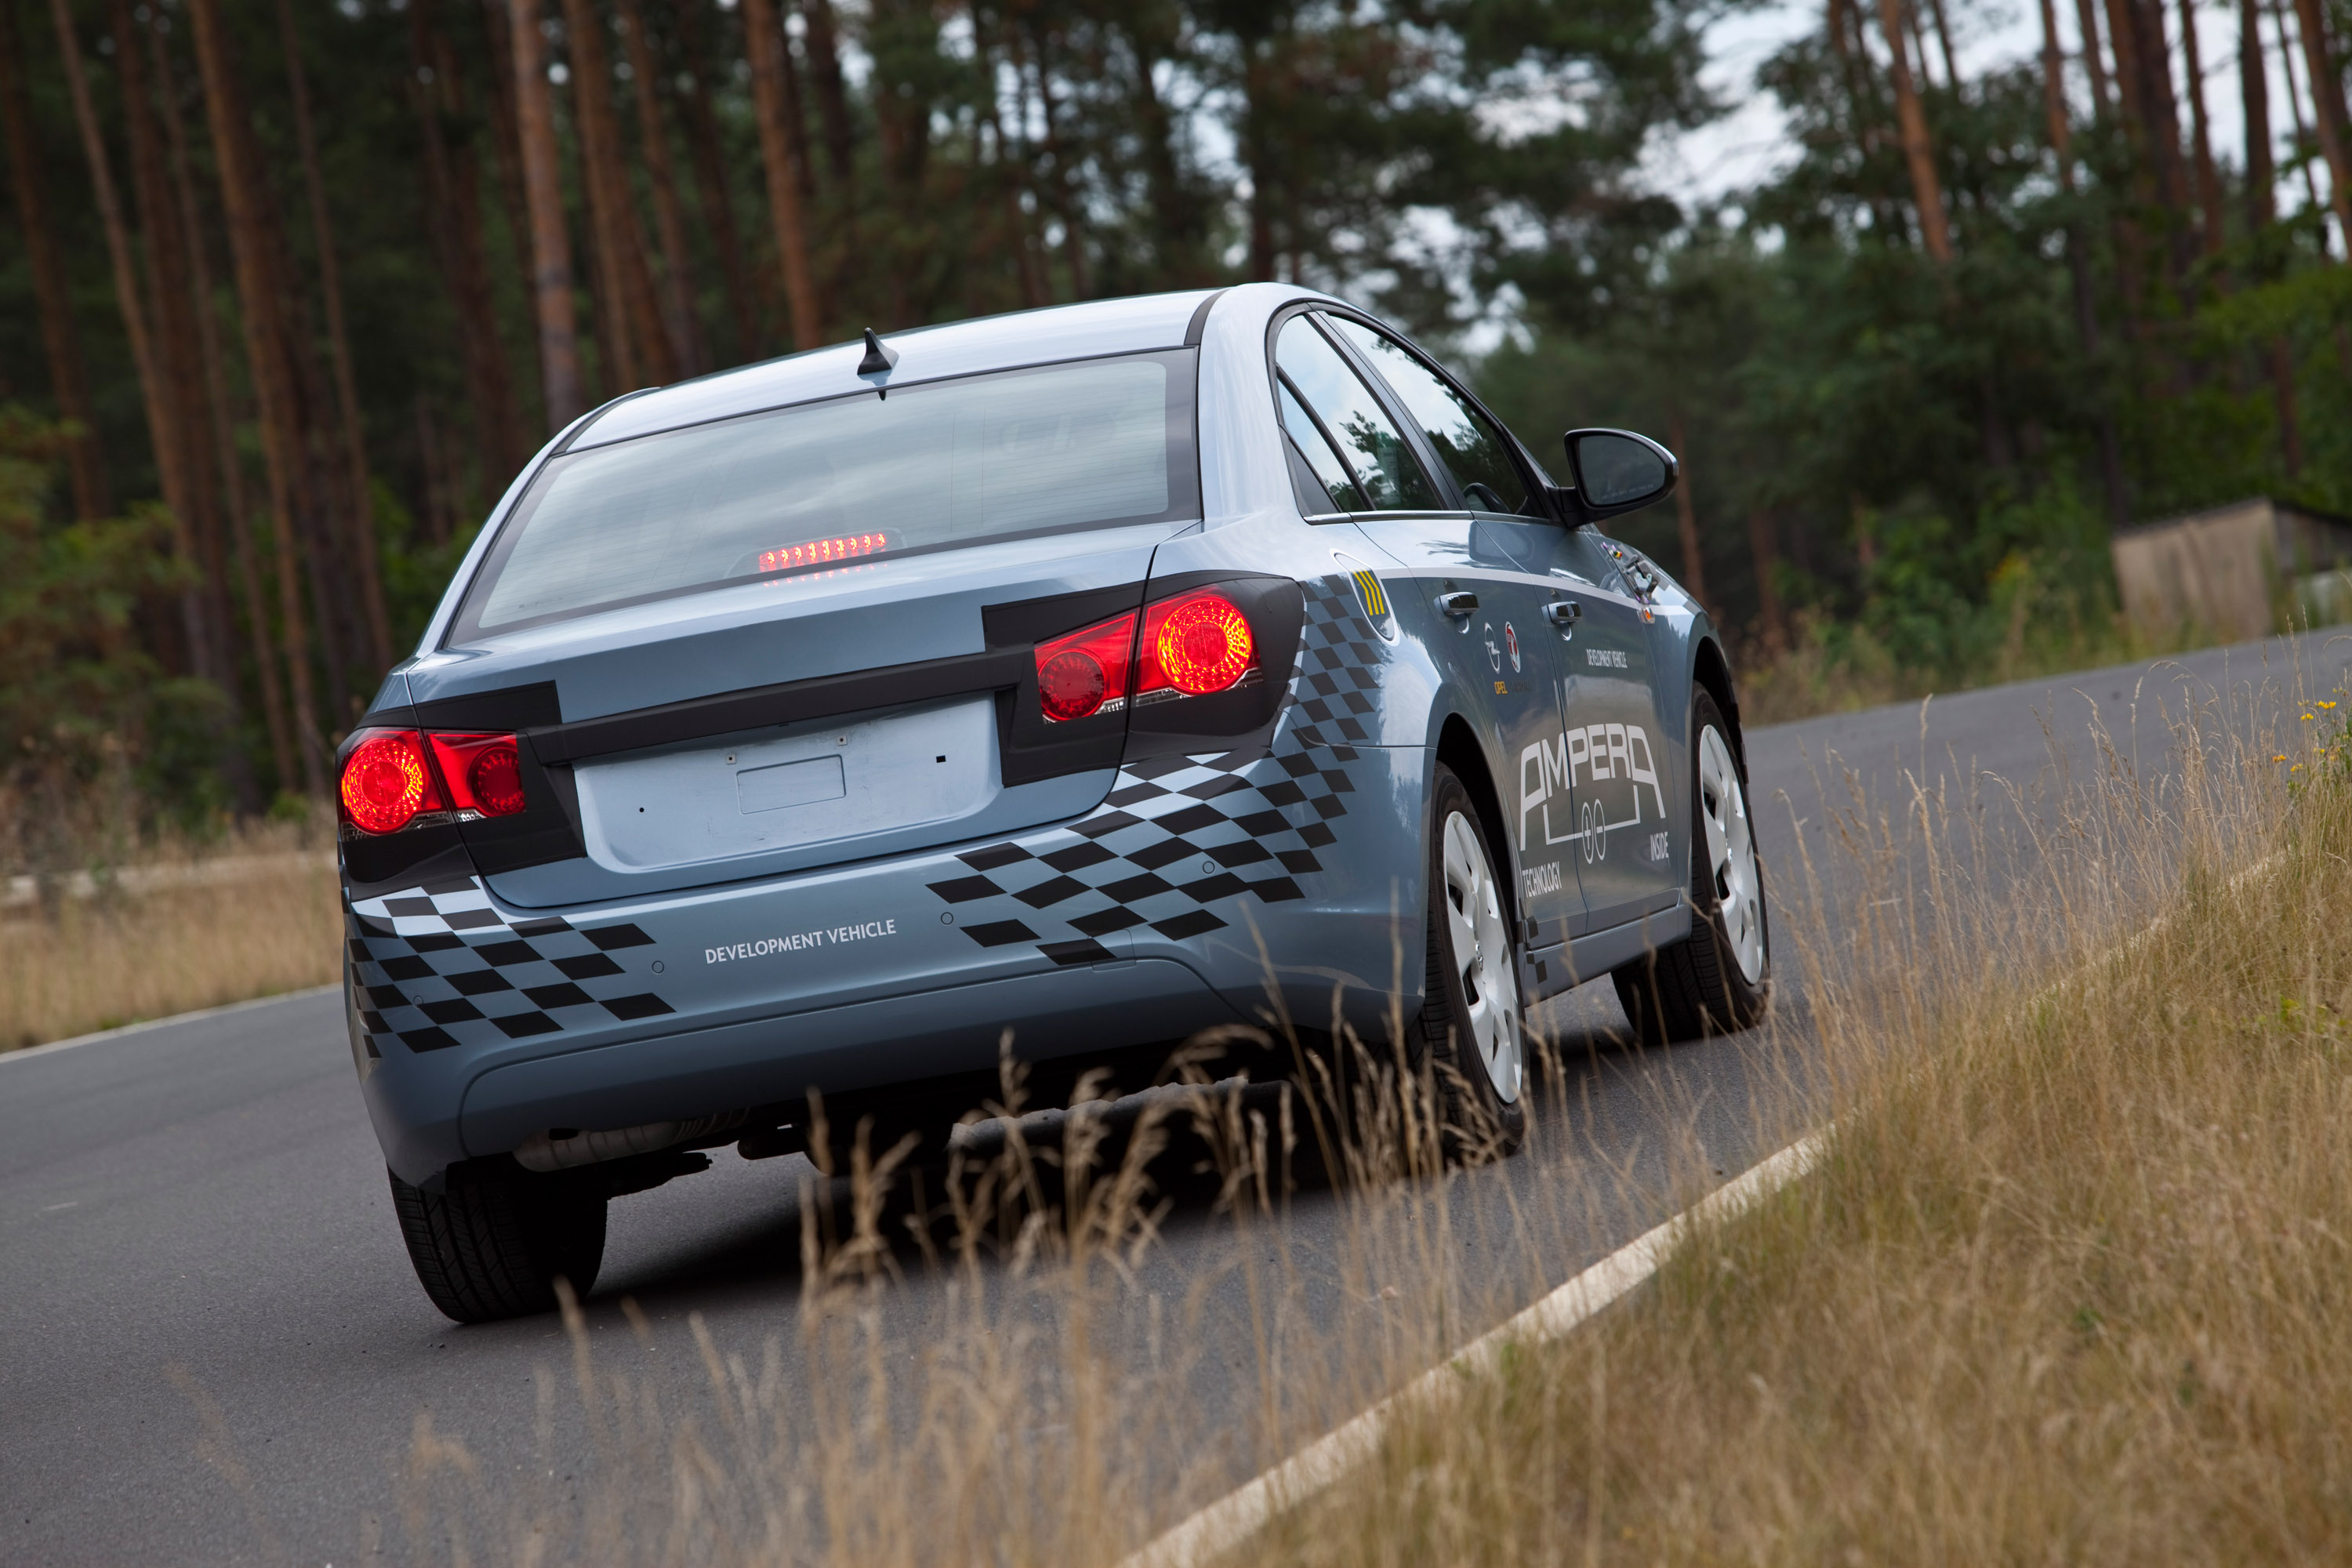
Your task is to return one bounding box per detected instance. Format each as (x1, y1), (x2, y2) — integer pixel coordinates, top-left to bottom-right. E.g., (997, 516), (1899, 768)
(0, 822), (340, 1050)
(1255, 680), (2352, 1563)
(1733, 607), (2224, 727)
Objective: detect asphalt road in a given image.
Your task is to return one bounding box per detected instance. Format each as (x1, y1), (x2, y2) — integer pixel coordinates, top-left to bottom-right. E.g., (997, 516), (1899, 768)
(5, 628), (2348, 1566)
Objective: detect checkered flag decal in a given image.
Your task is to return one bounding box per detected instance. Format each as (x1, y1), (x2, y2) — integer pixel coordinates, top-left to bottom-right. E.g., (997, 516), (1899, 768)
(925, 574), (1385, 963)
(344, 877), (672, 1058)
(344, 575), (1393, 1051)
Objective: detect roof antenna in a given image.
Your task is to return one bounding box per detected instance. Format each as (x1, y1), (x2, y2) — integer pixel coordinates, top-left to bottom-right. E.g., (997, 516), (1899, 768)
(857, 327), (899, 396)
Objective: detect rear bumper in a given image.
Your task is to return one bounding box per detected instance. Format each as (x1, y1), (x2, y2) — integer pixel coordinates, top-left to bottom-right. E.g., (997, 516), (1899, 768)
(348, 739), (1429, 1185)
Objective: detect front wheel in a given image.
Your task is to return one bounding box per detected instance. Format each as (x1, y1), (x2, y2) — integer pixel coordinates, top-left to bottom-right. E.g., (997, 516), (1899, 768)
(1613, 688), (1771, 1045)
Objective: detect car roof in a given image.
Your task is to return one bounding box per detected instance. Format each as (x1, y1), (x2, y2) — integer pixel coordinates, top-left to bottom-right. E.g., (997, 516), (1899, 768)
(568, 289), (1228, 451)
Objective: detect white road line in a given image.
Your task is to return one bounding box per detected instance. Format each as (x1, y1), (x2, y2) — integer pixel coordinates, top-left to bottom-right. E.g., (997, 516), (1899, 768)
(1122, 1129), (1828, 1568)
(0, 985), (339, 1066)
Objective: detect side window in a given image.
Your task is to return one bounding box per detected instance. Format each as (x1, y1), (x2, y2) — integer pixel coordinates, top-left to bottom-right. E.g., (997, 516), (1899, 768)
(1327, 318), (1534, 517)
(1278, 380), (1368, 513)
(1274, 317), (1440, 511)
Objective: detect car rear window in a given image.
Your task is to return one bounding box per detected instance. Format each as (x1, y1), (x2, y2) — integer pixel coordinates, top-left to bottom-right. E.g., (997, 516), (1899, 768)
(451, 350), (1199, 640)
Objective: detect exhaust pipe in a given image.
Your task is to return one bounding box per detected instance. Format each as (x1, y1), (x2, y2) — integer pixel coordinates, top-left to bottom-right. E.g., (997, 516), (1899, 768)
(514, 1110), (749, 1172)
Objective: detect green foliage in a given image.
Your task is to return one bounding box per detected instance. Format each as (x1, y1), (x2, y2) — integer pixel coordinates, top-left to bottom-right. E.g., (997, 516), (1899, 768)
(0, 408), (226, 858)
(1477, 20), (2351, 709)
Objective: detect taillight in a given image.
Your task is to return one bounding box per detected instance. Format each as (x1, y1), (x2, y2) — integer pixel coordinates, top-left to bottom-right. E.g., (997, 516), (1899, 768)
(339, 730), (443, 835)
(428, 733), (528, 817)
(1032, 587), (1261, 724)
(1035, 610), (1138, 723)
(338, 728), (527, 834)
(1140, 590), (1256, 698)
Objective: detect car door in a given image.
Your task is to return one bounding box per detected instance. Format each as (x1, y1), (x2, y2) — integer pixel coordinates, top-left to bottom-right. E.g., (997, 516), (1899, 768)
(1539, 524), (1680, 931)
(1275, 311), (1581, 953)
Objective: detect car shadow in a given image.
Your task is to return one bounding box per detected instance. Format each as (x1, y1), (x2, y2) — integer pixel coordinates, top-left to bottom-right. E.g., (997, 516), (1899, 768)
(565, 991), (1733, 1322)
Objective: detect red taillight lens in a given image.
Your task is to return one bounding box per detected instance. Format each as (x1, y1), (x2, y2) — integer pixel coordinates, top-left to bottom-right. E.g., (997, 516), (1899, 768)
(428, 733), (528, 818)
(339, 730), (527, 834)
(1140, 590), (1256, 697)
(1035, 610), (1139, 723)
(339, 729), (440, 835)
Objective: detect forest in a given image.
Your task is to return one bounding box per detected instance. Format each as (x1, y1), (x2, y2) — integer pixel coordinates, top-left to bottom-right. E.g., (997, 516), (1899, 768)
(3, 0), (2350, 825)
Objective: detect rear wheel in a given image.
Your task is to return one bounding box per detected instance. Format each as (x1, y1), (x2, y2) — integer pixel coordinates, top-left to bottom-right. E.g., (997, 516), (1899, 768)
(1409, 765), (1528, 1163)
(389, 1157), (608, 1323)
(1613, 688), (1770, 1044)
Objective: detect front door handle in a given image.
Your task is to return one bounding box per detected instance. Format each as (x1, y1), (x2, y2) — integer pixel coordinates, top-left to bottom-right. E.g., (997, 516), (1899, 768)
(1436, 591), (1479, 619)
(1544, 600), (1583, 628)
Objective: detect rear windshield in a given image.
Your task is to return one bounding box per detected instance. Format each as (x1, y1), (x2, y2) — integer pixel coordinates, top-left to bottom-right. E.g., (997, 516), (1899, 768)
(451, 350), (1200, 640)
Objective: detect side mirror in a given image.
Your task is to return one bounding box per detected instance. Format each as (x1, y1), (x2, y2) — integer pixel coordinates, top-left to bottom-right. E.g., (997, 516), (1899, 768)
(1562, 428), (1678, 521)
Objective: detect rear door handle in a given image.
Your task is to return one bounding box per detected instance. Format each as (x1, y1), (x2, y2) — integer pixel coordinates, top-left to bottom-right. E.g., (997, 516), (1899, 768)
(1436, 591), (1479, 618)
(1544, 600), (1582, 627)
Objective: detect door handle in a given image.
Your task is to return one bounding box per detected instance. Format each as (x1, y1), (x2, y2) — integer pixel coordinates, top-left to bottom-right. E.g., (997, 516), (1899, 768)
(1544, 600), (1582, 628)
(1436, 591), (1479, 618)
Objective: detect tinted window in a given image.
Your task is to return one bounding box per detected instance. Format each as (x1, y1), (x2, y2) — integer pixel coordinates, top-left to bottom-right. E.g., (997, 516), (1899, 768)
(455, 352), (1196, 638)
(1327, 318), (1533, 515)
(1278, 379), (1367, 513)
(1274, 318), (1439, 511)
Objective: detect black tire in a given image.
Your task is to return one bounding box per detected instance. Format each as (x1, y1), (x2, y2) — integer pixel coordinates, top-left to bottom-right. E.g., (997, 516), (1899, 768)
(388, 1157), (608, 1324)
(1613, 688), (1771, 1046)
(1407, 764), (1529, 1163)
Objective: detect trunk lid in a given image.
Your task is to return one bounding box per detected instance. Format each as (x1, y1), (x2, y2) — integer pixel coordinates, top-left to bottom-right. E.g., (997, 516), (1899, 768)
(405, 525), (1174, 907)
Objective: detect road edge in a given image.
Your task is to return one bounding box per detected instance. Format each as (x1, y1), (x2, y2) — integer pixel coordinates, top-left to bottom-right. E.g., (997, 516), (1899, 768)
(0, 985), (341, 1066)
(1121, 1128), (1828, 1568)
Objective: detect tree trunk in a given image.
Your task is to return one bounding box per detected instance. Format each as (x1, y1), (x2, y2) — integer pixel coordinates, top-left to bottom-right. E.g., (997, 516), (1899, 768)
(2176, 0), (2231, 257)
(971, 8), (1047, 307)
(477, 0), (535, 272)
(801, 0), (855, 185)
(509, 0), (586, 430)
(2042, 0), (2131, 528)
(274, 0), (393, 675)
(2241, 0), (2304, 473)
(2272, 0), (2332, 233)
(187, 0), (328, 797)
(1029, 30), (1089, 296)
(0, 0), (108, 520)
(2074, 0), (2115, 116)
(1924, 0), (1962, 88)
(153, 13), (297, 793)
(1122, 12), (1209, 287)
(2128, 0), (2200, 285)
(2289, 0), (2352, 247)
(1875, 0), (1955, 261)
(672, 0), (766, 362)
(739, 0), (823, 348)
(2244, 0), (2278, 228)
(561, 0), (648, 390)
(1746, 510), (1788, 653)
(110, 0), (260, 804)
(47, 0), (213, 687)
(614, 0), (705, 375)
(1666, 406), (1708, 606)
(414, 0), (527, 496)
